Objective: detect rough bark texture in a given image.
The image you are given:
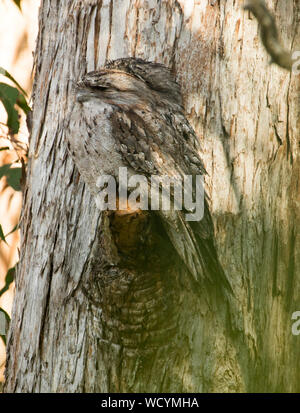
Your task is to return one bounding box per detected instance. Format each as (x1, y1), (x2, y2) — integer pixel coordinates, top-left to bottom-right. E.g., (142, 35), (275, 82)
(4, 0), (300, 392)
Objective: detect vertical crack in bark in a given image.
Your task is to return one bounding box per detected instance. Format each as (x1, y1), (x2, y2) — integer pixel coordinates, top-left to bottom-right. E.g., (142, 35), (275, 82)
(285, 75), (293, 164)
(105, 0), (113, 62)
(133, 1), (140, 57)
(94, 3), (102, 68)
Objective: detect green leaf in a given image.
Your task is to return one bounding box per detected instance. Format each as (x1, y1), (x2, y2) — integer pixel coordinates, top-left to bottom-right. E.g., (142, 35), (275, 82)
(0, 308), (10, 323)
(0, 333), (6, 345)
(16, 93), (31, 114)
(0, 307), (11, 345)
(0, 67), (26, 96)
(0, 83), (19, 133)
(0, 271), (14, 343)
(0, 163), (11, 179)
(5, 223), (19, 238)
(0, 223), (19, 246)
(0, 225), (7, 244)
(13, 0), (22, 11)
(6, 167), (22, 191)
(0, 267), (15, 297)
(0, 80), (31, 133)
(0, 164), (22, 191)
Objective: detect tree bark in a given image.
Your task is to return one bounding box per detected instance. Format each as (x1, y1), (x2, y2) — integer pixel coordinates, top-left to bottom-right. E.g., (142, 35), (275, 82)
(4, 0), (300, 392)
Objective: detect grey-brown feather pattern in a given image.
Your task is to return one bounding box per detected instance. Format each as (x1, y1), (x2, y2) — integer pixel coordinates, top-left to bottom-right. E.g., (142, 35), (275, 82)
(67, 58), (232, 292)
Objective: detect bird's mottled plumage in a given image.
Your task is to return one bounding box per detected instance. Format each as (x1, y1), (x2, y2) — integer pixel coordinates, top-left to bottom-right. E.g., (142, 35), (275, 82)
(67, 58), (231, 292)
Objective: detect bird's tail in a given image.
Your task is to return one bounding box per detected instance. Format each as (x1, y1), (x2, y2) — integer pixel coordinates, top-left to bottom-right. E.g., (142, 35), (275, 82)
(158, 208), (233, 295)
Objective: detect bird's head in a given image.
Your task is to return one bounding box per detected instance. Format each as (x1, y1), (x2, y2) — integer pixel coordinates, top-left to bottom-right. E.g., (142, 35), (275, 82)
(75, 58), (183, 111)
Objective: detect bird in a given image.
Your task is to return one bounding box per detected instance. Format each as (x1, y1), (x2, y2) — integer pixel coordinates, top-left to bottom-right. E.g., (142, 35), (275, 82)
(67, 57), (232, 293)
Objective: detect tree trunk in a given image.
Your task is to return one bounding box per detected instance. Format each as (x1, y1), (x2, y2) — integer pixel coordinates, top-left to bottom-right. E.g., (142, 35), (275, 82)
(4, 0), (300, 393)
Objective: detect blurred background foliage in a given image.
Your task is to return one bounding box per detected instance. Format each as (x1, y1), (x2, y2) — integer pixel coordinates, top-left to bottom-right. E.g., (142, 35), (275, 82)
(0, 0), (39, 385)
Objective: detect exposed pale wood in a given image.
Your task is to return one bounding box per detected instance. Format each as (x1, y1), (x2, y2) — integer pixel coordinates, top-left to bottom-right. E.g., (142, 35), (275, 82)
(4, 0), (300, 392)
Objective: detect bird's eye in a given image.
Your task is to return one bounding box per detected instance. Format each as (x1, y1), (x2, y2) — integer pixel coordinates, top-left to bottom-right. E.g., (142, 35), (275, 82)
(84, 81), (108, 90)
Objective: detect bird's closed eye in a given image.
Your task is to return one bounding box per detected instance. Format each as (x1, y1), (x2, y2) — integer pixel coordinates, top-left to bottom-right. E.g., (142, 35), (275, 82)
(84, 83), (108, 91)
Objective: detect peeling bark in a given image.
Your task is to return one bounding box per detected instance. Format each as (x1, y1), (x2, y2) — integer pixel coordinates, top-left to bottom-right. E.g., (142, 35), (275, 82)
(4, 0), (300, 392)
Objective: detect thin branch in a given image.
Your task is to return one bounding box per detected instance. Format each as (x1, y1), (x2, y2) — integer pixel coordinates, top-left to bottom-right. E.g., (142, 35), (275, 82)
(244, 0), (292, 70)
